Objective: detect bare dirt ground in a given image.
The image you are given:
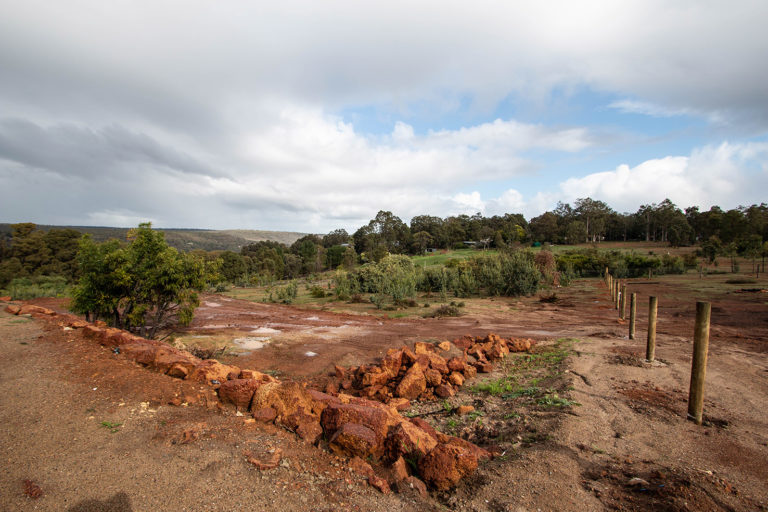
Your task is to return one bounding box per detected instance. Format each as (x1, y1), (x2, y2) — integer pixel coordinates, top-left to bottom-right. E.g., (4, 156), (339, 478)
(2, 272), (767, 511)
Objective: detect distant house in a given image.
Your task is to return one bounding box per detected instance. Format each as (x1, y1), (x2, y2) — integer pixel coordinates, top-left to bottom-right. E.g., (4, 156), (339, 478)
(426, 247), (438, 253)
(462, 241), (477, 247)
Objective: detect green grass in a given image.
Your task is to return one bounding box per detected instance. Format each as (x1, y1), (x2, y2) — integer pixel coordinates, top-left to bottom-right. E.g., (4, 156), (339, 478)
(471, 375), (518, 395)
(411, 248), (498, 267)
(2, 275), (70, 300)
(100, 421), (122, 433)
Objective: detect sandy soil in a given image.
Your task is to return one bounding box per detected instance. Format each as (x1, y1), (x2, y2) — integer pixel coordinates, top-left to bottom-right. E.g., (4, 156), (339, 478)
(2, 273), (767, 511)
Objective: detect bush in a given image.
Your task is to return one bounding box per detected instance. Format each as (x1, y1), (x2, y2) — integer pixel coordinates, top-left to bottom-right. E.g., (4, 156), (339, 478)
(3, 275), (69, 300)
(426, 304), (461, 318)
(446, 261), (477, 297)
(309, 285), (327, 298)
(268, 281), (298, 304)
(470, 251), (540, 297)
(333, 271), (350, 300)
(349, 255), (417, 303)
(555, 249), (685, 278)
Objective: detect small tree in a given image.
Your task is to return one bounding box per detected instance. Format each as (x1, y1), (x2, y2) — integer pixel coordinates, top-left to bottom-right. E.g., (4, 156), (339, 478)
(70, 223), (209, 338)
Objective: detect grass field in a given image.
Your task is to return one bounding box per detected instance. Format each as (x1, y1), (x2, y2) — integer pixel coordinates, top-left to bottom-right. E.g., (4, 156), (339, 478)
(411, 248), (499, 267)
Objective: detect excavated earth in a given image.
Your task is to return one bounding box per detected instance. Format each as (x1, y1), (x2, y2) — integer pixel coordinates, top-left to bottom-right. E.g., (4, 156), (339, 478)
(2, 275), (768, 511)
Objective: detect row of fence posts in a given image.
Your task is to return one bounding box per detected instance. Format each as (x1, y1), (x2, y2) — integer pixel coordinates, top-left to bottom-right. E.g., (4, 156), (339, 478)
(603, 268), (710, 425)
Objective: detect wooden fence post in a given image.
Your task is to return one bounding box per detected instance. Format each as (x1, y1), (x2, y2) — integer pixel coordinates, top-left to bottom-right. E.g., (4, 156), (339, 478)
(646, 296), (658, 361)
(620, 284), (627, 319)
(687, 301), (711, 425)
(629, 292), (637, 339)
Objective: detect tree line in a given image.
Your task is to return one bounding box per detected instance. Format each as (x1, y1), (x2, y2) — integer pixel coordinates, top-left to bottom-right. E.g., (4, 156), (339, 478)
(2, 198), (767, 289)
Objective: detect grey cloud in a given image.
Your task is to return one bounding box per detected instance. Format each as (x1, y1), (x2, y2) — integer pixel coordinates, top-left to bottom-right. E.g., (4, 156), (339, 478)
(0, 119), (219, 179)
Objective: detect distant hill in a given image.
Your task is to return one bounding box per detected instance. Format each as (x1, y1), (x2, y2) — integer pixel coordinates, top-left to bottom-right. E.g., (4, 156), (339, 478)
(0, 223), (309, 252)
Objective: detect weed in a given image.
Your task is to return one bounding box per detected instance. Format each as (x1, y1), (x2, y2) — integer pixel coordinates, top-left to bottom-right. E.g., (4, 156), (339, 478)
(536, 393), (580, 408)
(502, 386), (541, 399)
(425, 305), (461, 318)
(100, 421), (123, 433)
(467, 410), (484, 421)
(472, 376), (517, 395)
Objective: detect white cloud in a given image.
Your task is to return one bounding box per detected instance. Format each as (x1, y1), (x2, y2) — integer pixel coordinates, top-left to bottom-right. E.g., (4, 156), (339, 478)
(557, 142), (768, 212)
(0, 1), (767, 231)
(0, 109), (593, 230)
(608, 100), (694, 119)
(445, 142), (768, 220)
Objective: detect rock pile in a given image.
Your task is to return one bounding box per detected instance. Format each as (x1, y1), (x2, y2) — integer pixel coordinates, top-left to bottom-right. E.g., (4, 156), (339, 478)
(2, 303), (529, 492)
(3, 303), (269, 388)
(324, 334), (534, 409)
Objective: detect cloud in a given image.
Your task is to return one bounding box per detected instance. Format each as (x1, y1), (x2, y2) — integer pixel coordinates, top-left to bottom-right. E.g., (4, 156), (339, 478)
(557, 142), (768, 212)
(607, 100), (696, 119)
(0, 109), (593, 230)
(464, 142), (768, 218)
(1, 1), (767, 128)
(0, 119), (218, 180)
(0, 1), (767, 232)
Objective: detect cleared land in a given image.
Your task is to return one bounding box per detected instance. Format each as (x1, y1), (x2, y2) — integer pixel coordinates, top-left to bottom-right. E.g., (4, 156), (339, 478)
(2, 265), (767, 510)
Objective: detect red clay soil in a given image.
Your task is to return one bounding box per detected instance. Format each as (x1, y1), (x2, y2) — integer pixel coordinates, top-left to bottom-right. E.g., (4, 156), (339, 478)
(7, 273), (768, 510)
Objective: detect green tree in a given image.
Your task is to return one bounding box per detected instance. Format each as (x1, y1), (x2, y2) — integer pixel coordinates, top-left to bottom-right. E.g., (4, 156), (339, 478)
(529, 212), (559, 243)
(412, 231), (433, 255)
(701, 236), (722, 265)
(322, 229), (350, 248)
(10, 223), (52, 276)
(574, 197), (613, 242)
(325, 245), (347, 269)
(42, 228), (82, 279)
(70, 224), (209, 338)
(565, 221), (587, 245)
(219, 250), (247, 282)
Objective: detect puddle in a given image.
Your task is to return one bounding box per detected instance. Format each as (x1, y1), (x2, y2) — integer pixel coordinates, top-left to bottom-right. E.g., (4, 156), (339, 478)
(233, 336), (271, 350)
(251, 327), (281, 334)
(523, 330), (558, 336)
(304, 351), (318, 357)
(204, 301), (222, 307)
(306, 316), (320, 321)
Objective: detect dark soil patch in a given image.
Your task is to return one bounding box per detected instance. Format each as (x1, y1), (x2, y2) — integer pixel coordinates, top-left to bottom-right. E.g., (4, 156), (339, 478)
(582, 460), (750, 511)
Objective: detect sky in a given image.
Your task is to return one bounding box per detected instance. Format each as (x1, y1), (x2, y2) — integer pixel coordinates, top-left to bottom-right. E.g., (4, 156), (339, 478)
(1, 1), (767, 233)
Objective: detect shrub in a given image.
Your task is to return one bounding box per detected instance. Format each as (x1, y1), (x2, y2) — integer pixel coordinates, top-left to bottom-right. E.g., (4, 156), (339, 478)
(446, 262), (477, 297)
(3, 275), (69, 300)
(269, 281), (298, 304)
(470, 251), (540, 297)
(426, 304), (461, 318)
(534, 250), (557, 284)
(333, 271), (350, 300)
(349, 255), (417, 303)
(309, 285), (327, 298)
